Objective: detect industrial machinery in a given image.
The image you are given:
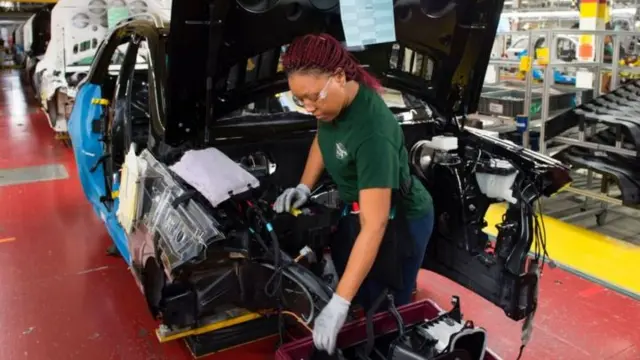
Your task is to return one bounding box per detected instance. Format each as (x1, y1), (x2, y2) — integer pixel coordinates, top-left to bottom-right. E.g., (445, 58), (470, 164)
(67, 0), (571, 357)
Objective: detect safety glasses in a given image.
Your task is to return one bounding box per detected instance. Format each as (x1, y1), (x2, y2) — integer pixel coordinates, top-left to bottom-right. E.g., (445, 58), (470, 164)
(292, 76), (333, 108)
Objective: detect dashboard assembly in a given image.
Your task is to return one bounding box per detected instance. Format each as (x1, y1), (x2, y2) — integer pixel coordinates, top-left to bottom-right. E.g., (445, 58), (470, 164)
(126, 148), (339, 329)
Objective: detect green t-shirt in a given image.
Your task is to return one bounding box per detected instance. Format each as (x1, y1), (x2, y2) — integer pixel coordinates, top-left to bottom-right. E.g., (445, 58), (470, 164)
(317, 85), (433, 219)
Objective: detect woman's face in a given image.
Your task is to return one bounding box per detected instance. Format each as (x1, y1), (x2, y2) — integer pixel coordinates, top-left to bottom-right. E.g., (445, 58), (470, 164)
(287, 70), (347, 122)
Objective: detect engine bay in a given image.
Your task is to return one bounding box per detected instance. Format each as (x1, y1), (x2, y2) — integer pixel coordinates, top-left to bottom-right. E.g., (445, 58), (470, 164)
(126, 147), (342, 330)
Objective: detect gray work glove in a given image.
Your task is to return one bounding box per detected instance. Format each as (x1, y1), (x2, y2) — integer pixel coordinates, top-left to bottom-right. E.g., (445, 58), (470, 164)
(273, 184), (310, 213)
(313, 293), (351, 354)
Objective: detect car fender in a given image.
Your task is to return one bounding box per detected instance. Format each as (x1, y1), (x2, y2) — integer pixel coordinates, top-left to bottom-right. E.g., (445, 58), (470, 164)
(68, 83), (131, 262)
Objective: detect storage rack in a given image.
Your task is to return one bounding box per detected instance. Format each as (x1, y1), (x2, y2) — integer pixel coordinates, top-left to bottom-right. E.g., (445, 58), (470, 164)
(485, 29), (640, 224)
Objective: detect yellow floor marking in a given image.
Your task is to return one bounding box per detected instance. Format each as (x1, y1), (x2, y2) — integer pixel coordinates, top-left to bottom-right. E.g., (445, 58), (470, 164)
(0, 237), (16, 244)
(484, 203), (640, 296)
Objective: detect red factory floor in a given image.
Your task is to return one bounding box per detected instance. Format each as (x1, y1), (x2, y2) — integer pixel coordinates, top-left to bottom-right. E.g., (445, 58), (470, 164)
(0, 70), (639, 360)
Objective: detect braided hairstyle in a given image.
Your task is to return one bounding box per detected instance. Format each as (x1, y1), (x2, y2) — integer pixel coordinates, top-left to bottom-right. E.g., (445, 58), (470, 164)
(282, 33), (383, 93)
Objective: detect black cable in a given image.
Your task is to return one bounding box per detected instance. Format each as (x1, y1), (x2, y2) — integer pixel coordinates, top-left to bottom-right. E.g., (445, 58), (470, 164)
(244, 201), (288, 346)
(536, 198), (552, 269)
(505, 163), (552, 273)
(245, 211), (283, 292)
(463, 148), (483, 193)
(508, 180), (549, 360)
(515, 344), (525, 360)
(264, 230), (285, 298)
(521, 184), (551, 272)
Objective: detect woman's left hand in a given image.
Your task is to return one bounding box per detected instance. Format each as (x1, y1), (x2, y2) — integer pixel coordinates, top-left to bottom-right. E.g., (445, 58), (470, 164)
(312, 293), (351, 354)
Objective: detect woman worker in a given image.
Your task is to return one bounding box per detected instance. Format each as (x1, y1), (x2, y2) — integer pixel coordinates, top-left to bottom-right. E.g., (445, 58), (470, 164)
(273, 34), (434, 354)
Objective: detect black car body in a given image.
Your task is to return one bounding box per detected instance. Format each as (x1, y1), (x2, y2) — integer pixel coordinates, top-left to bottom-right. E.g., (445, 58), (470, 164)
(68, 0), (571, 334)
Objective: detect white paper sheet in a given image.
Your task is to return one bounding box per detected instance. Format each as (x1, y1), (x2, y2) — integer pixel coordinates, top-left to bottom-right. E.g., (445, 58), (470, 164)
(339, 0), (396, 47)
(169, 148), (260, 208)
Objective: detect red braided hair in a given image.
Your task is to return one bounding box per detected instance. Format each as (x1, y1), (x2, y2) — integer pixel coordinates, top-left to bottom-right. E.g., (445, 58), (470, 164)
(282, 33), (383, 93)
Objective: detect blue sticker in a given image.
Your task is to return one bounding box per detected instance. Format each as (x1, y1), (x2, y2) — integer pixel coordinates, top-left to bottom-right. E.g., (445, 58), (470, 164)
(339, 0), (396, 47)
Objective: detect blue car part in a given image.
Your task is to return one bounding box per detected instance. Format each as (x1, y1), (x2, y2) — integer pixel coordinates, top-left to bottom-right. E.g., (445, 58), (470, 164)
(518, 49), (576, 85)
(68, 83), (131, 263)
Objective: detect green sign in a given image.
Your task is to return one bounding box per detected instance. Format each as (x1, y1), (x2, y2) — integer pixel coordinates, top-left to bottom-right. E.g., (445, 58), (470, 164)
(108, 7), (130, 29)
(530, 101), (542, 115)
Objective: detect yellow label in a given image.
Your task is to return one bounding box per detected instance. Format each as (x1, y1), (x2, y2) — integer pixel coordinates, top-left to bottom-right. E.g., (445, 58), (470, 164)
(535, 47), (549, 65)
(91, 98), (110, 106)
(519, 56), (531, 72)
(247, 58), (255, 71)
(579, 3), (598, 17)
(579, 34), (593, 45)
(600, 3), (610, 21)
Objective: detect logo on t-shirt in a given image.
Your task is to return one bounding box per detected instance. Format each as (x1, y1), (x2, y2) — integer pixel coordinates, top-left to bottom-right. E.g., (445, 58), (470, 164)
(336, 142), (348, 160)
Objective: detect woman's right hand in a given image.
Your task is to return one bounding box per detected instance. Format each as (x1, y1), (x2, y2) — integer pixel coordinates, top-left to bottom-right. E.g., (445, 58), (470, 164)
(274, 184), (311, 213)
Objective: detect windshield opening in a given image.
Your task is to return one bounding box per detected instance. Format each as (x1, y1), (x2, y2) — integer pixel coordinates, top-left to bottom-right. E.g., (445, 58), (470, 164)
(217, 43), (434, 122)
(69, 41), (150, 68)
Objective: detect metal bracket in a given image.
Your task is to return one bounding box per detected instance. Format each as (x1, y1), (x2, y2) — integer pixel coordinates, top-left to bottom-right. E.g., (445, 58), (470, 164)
(449, 295), (463, 323)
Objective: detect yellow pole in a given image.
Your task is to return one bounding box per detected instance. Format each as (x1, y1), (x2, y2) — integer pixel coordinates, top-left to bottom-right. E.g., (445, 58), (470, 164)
(576, 0), (609, 89)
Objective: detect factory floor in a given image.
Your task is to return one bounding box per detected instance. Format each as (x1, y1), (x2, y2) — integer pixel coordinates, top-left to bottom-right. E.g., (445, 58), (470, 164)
(0, 69), (639, 360)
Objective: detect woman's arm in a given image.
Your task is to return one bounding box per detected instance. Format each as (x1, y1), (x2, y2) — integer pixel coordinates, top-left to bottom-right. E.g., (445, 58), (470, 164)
(299, 134), (325, 190)
(335, 135), (399, 302)
(336, 188), (391, 301)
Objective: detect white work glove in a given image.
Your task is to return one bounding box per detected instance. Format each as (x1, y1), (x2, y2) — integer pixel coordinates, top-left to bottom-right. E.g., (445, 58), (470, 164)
(273, 184), (310, 213)
(313, 294), (351, 354)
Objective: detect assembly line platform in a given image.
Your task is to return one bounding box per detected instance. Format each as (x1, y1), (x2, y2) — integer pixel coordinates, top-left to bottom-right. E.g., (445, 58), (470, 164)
(0, 69), (639, 359)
